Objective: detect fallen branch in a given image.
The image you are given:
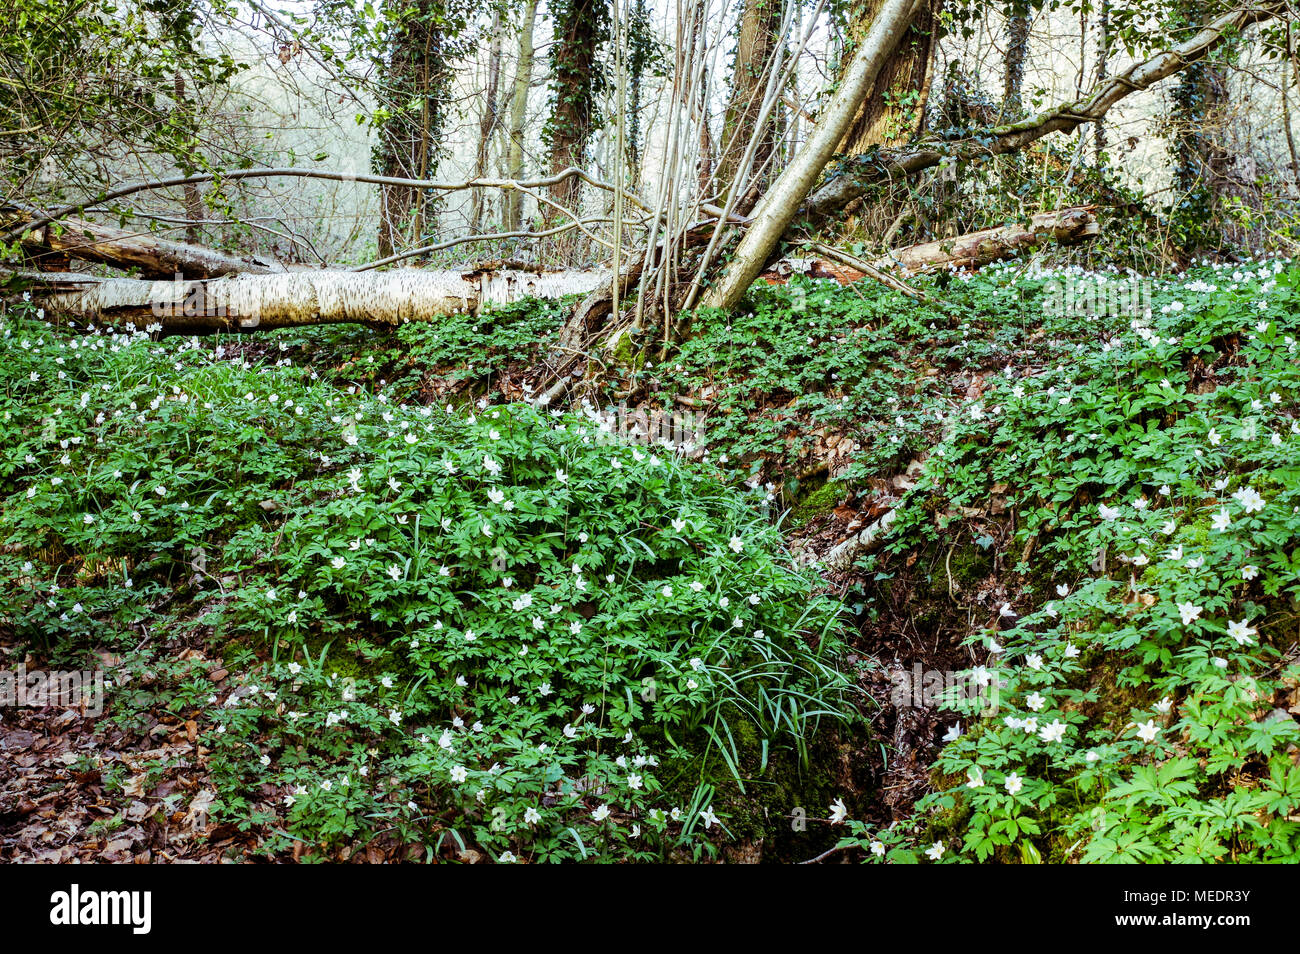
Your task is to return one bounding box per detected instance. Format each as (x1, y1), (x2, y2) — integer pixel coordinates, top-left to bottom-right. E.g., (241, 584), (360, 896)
(772, 208), (1098, 291)
(3, 205), (281, 279)
(822, 509), (898, 573)
(878, 206), (1099, 274)
(802, 242), (929, 300)
(17, 205), (1099, 336)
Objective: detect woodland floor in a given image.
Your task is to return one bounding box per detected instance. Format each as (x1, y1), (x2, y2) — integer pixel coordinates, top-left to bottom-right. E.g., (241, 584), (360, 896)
(1, 508), (966, 864)
(0, 285), (978, 863)
(4, 261), (1299, 863)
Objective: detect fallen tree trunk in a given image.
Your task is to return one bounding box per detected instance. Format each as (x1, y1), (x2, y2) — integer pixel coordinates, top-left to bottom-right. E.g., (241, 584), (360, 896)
(3, 206), (281, 279)
(20, 267), (606, 333)
(2, 2), (1277, 330)
(8, 203), (608, 281)
(15, 208), (1097, 331)
(774, 208), (1098, 294)
(875, 206), (1098, 274)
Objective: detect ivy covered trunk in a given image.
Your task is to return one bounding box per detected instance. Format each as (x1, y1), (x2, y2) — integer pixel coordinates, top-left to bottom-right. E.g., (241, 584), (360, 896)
(375, 0), (467, 259)
(545, 0), (609, 253)
(836, 0), (939, 155)
(1169, 1), (1232, 248)
(1002, 3), (1030, 119)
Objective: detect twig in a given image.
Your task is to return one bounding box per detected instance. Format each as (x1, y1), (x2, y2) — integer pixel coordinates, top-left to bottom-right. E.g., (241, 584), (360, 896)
(799, 843), (852, 864)
(805, 242), (930, 301)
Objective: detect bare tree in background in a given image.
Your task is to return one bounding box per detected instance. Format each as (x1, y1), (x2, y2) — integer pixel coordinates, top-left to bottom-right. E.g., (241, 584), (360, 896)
(172, 72), (206, 243)
(504, 0), (539, 232)
(470, 11), (505, 232)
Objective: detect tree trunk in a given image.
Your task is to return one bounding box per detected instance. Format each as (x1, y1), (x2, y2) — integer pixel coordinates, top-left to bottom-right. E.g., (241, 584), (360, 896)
(800, 3), (1281, 228)
(20, 209), (1096, 337)
(837, 0), (939, 154)
(504, 0), (540, 232)
(172, 73), (206, 243)
(1003, 5), (1030, 120)
(702, 0), (925, 311)
(716, 0), (785, 201)
(865, 207), (1098, 273)
(547, 0), (608, 234)
(1170, 2), (1231, 244)
(26, 268), (607, 333)
(470, 13), (505, 233)
(376, 0), (450, 258)
(626, 0), (649, 187)
(1095, 0), (1108, 160)
(4, 205), (280, 278)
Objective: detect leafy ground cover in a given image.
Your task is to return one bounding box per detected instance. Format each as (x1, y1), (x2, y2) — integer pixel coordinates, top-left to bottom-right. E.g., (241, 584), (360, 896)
(3, 259), (1298, 863)
(0, 297), (855, 862)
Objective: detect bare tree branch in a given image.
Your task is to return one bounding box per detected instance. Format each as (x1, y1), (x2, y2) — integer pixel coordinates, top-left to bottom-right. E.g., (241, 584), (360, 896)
(1, 167), (647, 246)
(351, 219), (633, 271)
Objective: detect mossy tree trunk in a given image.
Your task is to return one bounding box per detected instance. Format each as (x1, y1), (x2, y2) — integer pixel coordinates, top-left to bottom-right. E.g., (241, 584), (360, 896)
(836, 0), (940, 155)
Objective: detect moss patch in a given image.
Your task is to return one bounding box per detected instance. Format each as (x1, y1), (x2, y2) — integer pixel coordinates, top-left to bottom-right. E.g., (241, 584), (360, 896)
(786, 478), (842, 531)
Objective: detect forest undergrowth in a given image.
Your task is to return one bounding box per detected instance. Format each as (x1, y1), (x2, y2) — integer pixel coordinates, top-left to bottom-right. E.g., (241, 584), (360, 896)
(3, 259), (1299, 863)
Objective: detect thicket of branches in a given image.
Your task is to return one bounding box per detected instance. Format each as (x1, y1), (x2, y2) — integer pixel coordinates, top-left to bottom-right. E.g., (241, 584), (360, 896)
(5, 0), (1300, 350)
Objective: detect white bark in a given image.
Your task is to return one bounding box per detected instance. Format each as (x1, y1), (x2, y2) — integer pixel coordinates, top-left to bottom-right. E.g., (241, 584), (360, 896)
(821, 509), (897, 572)
(35, 268), (606, 333)
(27, 207), (1096, 334)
